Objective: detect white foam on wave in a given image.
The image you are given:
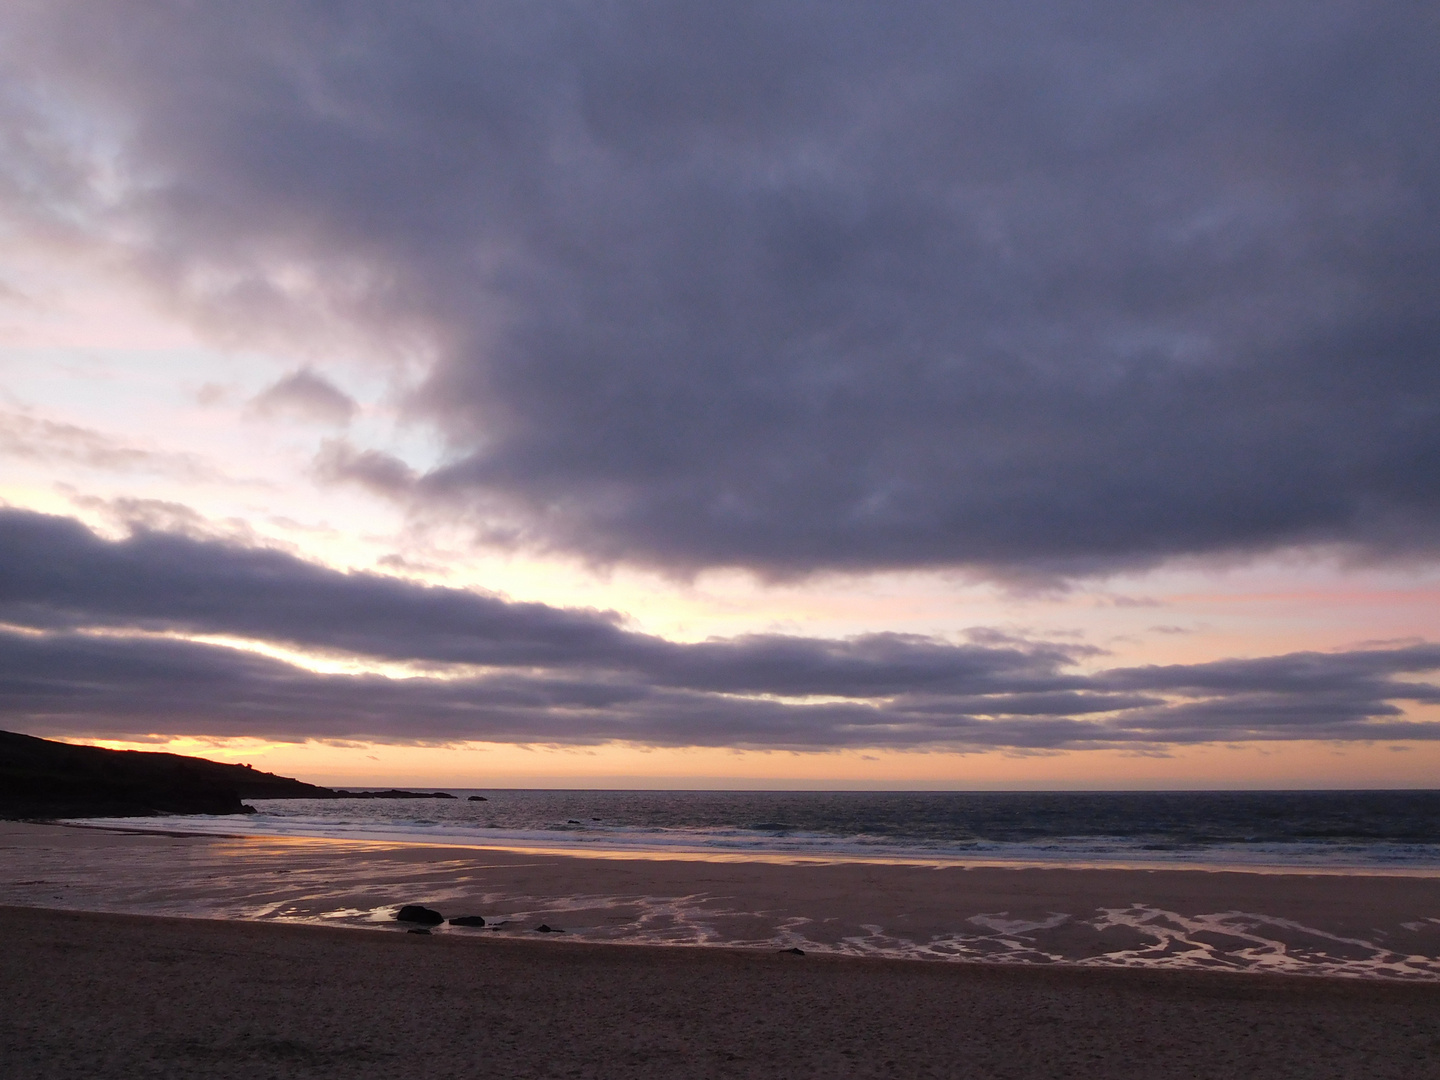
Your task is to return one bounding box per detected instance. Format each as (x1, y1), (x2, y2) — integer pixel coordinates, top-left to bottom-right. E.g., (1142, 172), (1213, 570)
(71, 811), (1440, 875)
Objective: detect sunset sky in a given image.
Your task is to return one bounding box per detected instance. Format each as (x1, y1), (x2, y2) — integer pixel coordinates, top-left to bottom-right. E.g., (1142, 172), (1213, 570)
(1, 1), (1437, 788)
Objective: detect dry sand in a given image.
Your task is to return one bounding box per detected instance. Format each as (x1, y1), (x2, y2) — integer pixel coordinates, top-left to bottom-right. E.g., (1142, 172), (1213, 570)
(4, 904), (1440, 1079)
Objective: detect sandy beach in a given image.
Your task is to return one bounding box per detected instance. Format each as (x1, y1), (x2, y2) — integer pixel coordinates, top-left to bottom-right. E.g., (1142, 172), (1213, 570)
(3, 820), (1440, 1075)
(4, 904), (1440, 1079)
(3, 821), (1438, 978)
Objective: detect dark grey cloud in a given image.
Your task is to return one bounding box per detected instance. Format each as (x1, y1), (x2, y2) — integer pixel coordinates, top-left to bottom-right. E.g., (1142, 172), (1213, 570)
(249, 369), (356, 425)
(1, 509), (1436, 748)
(314, 439), (417, 498)
(2, 2), (1439, 578)
(4, 624), (1437, 750)
(0, 508), (1087, 696)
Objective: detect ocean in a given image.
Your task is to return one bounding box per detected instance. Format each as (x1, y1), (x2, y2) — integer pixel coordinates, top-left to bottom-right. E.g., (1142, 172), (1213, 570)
(91, 788), (1440, 872)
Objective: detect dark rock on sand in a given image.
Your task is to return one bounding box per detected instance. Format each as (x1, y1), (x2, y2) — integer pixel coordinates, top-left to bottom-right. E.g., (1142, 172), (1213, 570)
(406, 928), (432, 935)
(779, 947), (806, 956)
(467, 795), (488, 801)
(396, 905), (444, 925)
(534, 924), (564, 934)
(449, 916), (487, 927)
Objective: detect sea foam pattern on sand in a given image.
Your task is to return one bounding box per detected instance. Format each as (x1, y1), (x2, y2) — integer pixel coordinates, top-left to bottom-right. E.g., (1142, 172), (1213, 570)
(315, 891), (1440, 981)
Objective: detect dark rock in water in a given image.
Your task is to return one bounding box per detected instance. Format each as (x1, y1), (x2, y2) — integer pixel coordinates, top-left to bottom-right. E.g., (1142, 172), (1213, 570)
(449, 916), (487, 927)
(406, 928), (432, 935)
(534, 924), (564, 933)
(467, 795), (488, 802)
(396, 904), (444, 925)
(332, 789), (456, 800)
(779, 947), (806, 956)
(567, 819), (581, 824)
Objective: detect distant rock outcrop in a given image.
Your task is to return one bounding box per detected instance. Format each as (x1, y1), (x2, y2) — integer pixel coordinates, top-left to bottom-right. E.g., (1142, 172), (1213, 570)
(0, 730), (473, 819)
(467, 795), (488, 802)
(332, 790), (457, 799)
(0, 729), (331, 818)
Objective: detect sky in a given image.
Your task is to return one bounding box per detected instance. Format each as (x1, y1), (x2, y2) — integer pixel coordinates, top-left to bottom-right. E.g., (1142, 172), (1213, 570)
(1, 1), (1438, 788)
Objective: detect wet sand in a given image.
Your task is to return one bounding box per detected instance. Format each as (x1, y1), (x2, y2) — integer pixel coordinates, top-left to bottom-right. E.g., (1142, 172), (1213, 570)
(4, 904), (1440, 1079)
(2, 821), (1438, 978)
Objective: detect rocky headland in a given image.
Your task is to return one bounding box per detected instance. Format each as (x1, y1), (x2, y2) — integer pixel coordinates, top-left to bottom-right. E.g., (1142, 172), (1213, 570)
(0, 730), (455, 818)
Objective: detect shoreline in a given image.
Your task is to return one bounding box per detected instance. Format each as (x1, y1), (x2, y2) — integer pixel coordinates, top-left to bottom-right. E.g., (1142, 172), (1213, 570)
(3, 820), (1439, 980)
(67, 794), (1440, 881)
(53, 814), (1440, 876)
(5, 904), (1440, 1079)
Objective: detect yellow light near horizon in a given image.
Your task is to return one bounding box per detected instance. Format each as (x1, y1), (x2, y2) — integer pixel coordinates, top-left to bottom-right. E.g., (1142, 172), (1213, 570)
(58, 734), (1440, 791)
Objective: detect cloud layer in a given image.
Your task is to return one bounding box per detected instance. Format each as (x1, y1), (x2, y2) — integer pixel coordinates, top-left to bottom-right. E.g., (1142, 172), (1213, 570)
(2, 509), (1436, 748)
(2, 2), (1437, 578)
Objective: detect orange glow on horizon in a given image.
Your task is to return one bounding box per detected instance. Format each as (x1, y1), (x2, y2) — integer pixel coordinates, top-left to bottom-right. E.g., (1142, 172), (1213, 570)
(59, 735), (1440, 791)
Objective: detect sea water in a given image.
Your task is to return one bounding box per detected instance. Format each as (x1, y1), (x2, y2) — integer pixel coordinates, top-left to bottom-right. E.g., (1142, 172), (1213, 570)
(90, 789), (1440, 871)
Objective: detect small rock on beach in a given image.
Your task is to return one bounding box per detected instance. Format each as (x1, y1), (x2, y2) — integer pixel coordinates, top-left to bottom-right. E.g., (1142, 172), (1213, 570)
(396, 904), (444, 925)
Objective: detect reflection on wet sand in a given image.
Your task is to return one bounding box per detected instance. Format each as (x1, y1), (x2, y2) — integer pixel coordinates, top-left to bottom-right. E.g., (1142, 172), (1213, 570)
(2, 821), (1437, 980)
